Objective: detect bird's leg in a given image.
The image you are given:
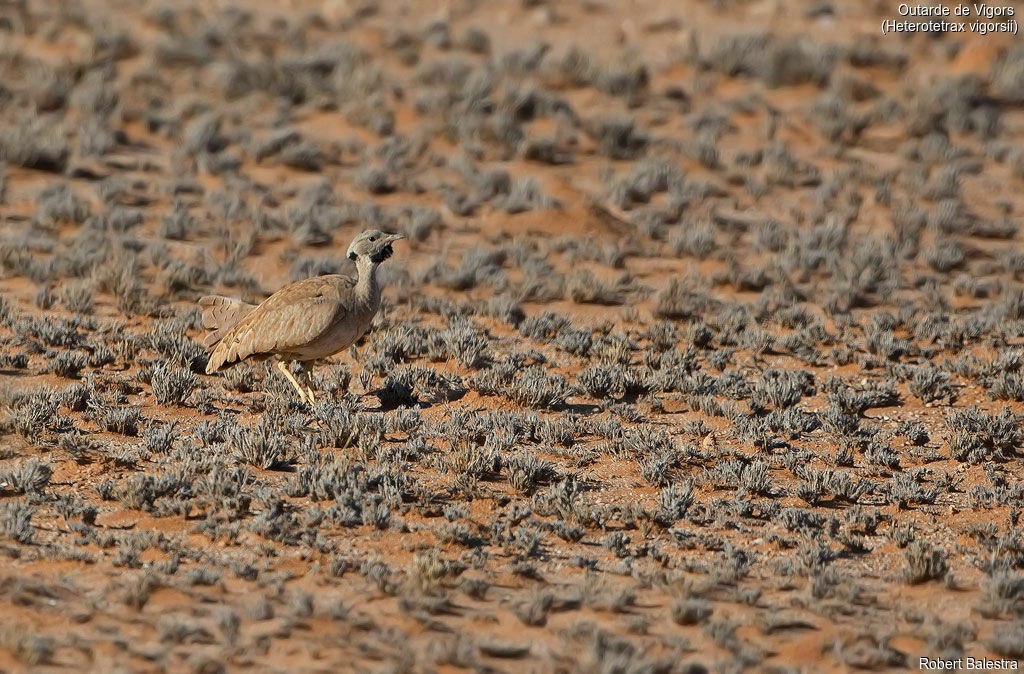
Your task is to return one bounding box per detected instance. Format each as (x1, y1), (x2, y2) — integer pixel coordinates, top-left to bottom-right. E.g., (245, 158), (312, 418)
(299, 363), (332, 433)
(301, 362), (317, 405)
(276, 360), (309, 404)
(349, 345), (365, 395)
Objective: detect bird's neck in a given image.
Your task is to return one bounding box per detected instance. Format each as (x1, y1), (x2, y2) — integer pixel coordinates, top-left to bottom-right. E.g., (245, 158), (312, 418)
(355, 259), (380, 307)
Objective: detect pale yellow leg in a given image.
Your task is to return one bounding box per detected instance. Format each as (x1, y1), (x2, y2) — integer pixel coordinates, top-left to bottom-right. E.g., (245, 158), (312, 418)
(301, 364), (317, 405)
(276, 360), (308, 404)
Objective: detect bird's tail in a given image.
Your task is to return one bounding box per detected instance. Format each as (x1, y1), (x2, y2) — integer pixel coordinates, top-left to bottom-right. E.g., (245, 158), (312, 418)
(198, 295), (255, 352)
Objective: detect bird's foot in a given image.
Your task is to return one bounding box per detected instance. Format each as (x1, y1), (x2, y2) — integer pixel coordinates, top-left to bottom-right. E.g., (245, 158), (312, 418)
(300, 365), (319, 406)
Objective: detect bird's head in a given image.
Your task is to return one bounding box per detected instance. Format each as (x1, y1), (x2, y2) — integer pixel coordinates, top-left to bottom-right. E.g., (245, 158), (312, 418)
(347, 230), (405, 265)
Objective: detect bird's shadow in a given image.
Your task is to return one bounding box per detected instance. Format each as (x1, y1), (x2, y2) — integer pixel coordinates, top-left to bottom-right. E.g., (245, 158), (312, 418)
(560, 402), (602, 415)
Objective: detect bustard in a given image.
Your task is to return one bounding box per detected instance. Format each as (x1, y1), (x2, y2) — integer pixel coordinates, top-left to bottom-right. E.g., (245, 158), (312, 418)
(200, 229), (404, 404)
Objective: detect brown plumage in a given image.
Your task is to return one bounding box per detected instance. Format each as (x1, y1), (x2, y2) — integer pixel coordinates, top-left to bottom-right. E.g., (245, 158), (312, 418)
(199, 296), (255, 349)
(200, 229), (404, 403)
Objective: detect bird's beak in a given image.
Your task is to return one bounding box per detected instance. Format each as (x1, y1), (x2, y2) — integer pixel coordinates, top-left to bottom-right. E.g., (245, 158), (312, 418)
(386, 233), (405, 243)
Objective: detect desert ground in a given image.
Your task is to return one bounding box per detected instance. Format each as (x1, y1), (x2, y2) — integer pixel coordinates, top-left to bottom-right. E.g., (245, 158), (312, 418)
(1, 0), (1024, 671)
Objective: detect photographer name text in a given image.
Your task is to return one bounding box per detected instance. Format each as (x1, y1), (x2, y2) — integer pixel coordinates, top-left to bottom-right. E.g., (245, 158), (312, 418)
(920, 656), (1019, 671)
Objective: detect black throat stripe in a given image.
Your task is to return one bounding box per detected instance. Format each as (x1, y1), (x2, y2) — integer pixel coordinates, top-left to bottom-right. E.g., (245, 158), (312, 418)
(369, 246), (393, 264)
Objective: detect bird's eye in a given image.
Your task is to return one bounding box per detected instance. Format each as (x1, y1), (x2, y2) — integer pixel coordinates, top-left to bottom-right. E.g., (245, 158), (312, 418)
(369, 236), (376, 242)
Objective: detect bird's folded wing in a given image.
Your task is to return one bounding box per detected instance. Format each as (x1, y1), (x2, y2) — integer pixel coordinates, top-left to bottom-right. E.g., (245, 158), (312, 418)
(207, 276), (351, 371)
